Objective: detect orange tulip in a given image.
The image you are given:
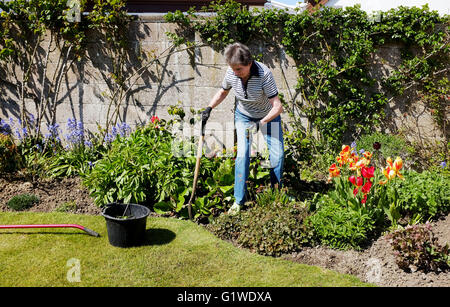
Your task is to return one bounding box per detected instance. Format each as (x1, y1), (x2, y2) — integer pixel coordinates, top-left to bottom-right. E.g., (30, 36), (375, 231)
(379, 157), (404, 184)
(363, 151), (372, 160)
(393, 157), (404, 179)
(328, 163), (340, 179)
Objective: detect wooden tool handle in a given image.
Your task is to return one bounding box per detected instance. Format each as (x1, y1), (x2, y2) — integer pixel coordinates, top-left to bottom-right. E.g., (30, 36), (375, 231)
(187, 134), (204, 220)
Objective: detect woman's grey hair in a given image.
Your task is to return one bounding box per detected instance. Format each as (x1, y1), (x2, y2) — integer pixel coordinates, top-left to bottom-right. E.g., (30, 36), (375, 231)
(224, 42), (253, 66)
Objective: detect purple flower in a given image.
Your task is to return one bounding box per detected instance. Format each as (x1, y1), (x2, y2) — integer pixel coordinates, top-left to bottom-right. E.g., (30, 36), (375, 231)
(104, 122), (131, 144)
(65, 118), (84, 147)
(441, 161), (447, 168)
(0, 119), (11, 135)
(15, 126), (28, 140)
(104, 132), (114, 144)
(118, 122), (131, 137)
(45, 123), (60, 140)
(84, 140), (93, 148)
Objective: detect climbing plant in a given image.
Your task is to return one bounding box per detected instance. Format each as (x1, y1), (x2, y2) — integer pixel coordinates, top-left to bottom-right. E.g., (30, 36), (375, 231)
(0, 0), (88, 139)
(165, 1), (449, 150)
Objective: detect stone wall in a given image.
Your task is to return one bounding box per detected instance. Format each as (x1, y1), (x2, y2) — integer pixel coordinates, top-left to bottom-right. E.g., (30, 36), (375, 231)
(0, 15), (444, 152)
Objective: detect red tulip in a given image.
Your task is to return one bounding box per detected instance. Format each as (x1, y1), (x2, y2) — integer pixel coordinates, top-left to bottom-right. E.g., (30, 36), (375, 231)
(361, 180), (372, 194)
(356, 176), (363, 187)
(349, 175), (356, 186)
(361, 166), (375, 179)
(151, 116), (160, 124)
(349, 175), (363, 187)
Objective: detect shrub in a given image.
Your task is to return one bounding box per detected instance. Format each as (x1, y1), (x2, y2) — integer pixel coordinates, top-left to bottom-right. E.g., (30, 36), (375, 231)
(308, 196), (377, 250)
(7, 194), (39, 211)
(237, 202), (312, 256)
(209, 200), (312, 257)
(387, 223), (450, 273)
(54, 201), (77, 213)
(208, 213), (243, 243)
(82, 121), (181, 207)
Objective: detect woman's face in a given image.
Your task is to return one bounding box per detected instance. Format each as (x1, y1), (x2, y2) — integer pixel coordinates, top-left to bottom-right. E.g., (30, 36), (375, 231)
(230, 63), (252, 80)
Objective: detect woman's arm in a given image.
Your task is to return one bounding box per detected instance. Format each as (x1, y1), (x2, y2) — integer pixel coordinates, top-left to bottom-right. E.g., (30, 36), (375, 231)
(208, 88), (230, 109)
(260, 95), (283, 126)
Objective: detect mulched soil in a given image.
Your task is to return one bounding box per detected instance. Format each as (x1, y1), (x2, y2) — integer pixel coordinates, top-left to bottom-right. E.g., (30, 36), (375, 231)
(1, 175), (449, 287)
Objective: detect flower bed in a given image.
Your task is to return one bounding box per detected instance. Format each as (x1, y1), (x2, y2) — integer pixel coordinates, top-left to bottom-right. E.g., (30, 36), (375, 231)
(1, 112), (449, 275)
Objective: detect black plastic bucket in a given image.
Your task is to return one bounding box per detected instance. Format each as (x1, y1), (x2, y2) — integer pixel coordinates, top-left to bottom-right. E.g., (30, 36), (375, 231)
(102, 203), (150, 248)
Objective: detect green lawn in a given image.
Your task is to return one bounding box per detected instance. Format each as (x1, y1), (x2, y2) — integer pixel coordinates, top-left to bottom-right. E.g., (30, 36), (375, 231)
(0, 211), (370, 287)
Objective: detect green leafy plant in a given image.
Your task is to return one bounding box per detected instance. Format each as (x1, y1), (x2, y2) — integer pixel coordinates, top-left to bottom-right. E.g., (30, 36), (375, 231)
(7, 193), (39, 211)
(82, 120), (179, 207)
(308, 196), (376, 250)
(208, 213), (243, 243)
(209, 200), (312, 257)
(0, 0), (89, 139)
(390, 169), (450, 221)
(238, 202), (312, 256)
(387, 223), (450, 272)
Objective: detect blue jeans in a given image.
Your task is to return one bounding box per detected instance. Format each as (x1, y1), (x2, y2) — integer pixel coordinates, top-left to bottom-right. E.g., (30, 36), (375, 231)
(234, 108), (284, 205)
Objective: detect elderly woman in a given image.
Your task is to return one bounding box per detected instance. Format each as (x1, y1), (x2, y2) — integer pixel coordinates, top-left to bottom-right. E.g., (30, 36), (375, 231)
(202, 42), (284, 215)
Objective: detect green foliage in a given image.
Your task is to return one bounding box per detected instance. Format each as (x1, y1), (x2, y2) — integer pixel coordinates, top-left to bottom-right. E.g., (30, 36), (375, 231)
(82, 121), (183, 207)
(0, 0), (136, 143)
(7, 193), (39, 211)
(238, 202), (312, 256)
(355, 132), (415, 166)
(48, 144), (105, 178)
(308, 196), (377, 250)
(0, 0), (89, 136)
(165, 1), (449, 150)
(419, 77), (449, 136)
(387, 223), (450, 272)
(208, 212), (243, 243)
(254, 187), (290, 207)
(209, 200), (312, 257)
(391, 169), (450, 221)
(165, 0), (288, 50)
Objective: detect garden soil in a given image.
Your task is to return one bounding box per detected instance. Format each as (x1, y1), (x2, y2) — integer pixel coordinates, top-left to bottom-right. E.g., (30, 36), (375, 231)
(0, 175), (100, 215)
(0, 175), (449, 287)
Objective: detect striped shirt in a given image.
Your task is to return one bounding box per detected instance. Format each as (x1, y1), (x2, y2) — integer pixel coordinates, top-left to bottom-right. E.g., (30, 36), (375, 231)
(222, 60), (278, 118)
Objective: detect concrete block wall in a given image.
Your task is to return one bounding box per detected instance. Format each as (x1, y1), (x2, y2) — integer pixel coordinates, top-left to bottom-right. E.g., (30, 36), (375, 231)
(0, 15), (444, 152)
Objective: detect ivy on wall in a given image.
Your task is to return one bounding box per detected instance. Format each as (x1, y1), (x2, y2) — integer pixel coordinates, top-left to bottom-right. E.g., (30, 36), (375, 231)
(165, 0), (449, 149)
